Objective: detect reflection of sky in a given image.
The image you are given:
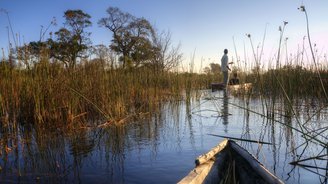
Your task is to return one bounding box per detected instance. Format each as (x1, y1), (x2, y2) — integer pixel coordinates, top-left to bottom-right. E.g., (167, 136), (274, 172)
(0, 0), (327, 70)
(1, 90), (327, 183)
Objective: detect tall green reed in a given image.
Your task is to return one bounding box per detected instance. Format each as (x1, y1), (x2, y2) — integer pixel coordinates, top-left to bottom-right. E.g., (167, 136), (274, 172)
(0, 48), (209, 130)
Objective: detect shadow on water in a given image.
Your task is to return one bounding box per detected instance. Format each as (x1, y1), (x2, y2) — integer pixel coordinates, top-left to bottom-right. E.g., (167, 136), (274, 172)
(0, 90), (327, 183)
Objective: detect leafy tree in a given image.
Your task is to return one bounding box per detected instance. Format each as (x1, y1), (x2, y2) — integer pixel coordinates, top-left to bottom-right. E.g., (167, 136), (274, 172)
(209, 63), (221, 74)
(20, 41), (49, 68)
(203, 66), (211, 74)
(99, 7), (182, 71)
(51, 9), (92, 69)
(98, 7), (157, 68)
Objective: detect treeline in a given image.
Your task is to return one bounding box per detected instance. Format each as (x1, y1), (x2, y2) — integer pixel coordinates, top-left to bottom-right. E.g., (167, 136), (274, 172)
(3, 7), (181, 72)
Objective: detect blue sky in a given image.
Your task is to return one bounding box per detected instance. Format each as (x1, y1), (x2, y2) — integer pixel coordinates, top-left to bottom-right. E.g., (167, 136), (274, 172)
(1, 0), (327, 71)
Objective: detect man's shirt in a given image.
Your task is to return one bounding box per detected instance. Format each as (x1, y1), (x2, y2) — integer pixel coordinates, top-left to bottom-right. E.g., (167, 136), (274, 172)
(221, 54), (228, 72)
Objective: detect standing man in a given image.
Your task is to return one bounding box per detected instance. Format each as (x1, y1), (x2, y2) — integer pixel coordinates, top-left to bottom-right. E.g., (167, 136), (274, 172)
(221, 49), (233, 86)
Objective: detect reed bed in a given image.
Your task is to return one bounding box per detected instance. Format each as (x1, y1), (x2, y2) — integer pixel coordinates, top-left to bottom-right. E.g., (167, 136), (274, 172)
(248, 66), (328, 99)
(0, 58), (209, 130)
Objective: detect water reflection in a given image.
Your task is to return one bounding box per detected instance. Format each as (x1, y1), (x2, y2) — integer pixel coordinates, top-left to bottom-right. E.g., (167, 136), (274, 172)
(222, 90), (229, 133)
(0, 91), (327, 183)
(185, 94), (195, 149)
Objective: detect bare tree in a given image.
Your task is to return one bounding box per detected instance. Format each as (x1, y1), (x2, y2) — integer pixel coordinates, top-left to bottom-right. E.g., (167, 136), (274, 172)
(91, 44), (115, 68)
(152, 30), (182, 71)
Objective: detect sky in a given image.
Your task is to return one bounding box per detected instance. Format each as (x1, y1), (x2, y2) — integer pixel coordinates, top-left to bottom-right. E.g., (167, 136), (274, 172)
(1, 0), (328, 71)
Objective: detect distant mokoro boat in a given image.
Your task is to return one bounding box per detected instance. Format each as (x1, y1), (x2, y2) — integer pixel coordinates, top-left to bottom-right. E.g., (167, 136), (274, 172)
(211, 83), (252, 92)
(178, 139), (283, 184)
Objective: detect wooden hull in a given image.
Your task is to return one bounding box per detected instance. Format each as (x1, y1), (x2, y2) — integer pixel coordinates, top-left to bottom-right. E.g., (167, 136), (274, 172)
(211, 83), (226, 91)
(178, 139), (283, 184)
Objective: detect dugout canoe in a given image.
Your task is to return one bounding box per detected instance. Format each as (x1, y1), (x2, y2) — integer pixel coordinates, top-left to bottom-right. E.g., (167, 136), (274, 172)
(178, 139), (283, 184)
(211, 83), (252, 92)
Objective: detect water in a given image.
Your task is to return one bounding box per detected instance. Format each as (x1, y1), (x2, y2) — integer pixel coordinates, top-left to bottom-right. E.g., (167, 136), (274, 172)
(0, 90), (327, 183)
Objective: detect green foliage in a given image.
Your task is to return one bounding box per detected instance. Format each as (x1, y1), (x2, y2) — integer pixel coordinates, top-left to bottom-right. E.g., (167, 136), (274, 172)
(51, 9), (92, 69)
(98, 7), (166, 69)
(209, 63), (221, 75)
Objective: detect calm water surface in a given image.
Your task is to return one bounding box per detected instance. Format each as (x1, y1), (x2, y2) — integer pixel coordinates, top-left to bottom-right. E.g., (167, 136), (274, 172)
(0, 90), (327, 183)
